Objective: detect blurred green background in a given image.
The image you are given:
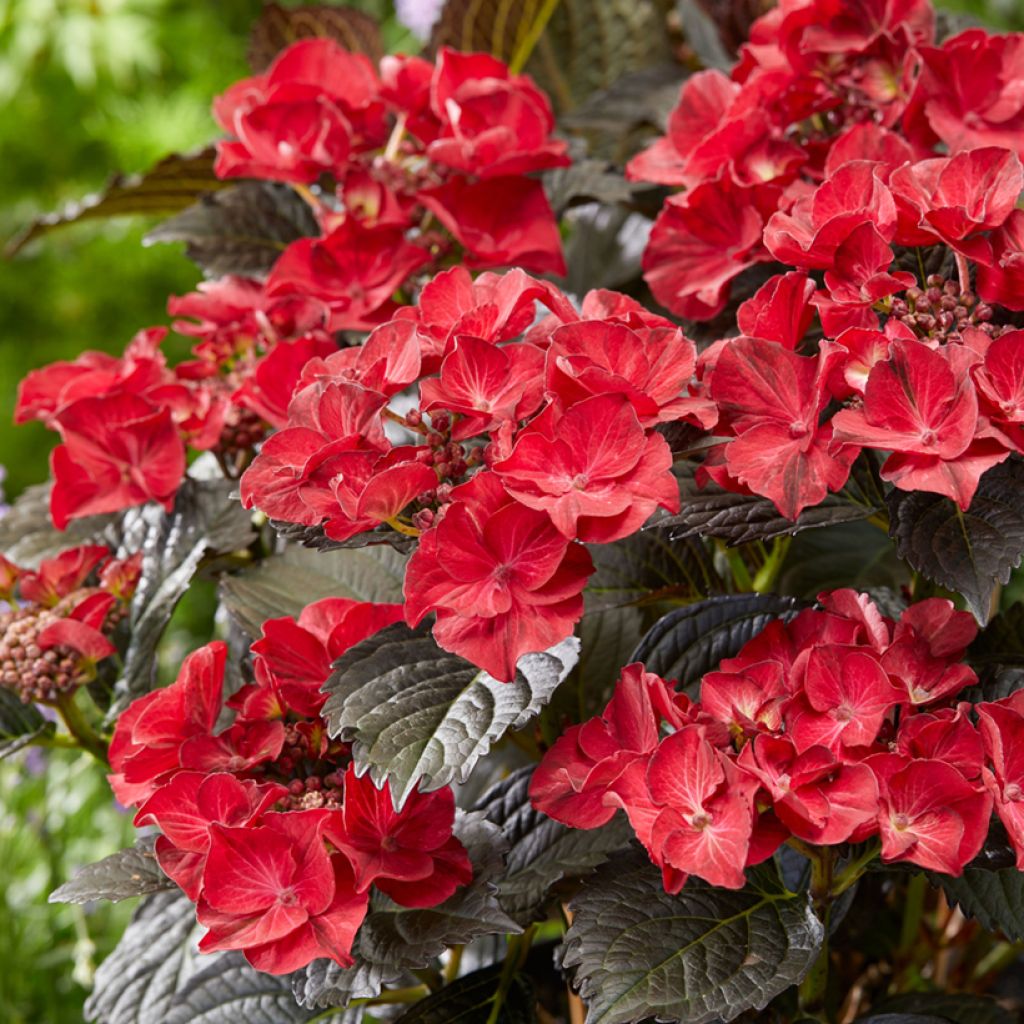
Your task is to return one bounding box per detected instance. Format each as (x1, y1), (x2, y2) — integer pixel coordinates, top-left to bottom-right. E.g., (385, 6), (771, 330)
(0, 0), (1020, 1021)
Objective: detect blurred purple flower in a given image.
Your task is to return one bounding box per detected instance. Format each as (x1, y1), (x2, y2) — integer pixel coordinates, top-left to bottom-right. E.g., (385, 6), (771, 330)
(395, 0), (444, 40)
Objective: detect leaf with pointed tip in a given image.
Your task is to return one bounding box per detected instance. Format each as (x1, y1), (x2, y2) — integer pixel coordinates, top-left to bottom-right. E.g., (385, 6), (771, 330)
(322, 622), (579, 806)
(934, 866), (1024, 941)
(50, 836), (174, 905)
(561, 849), (823, 1024)
(248, 2), (383, 71)
(143, 182), (318, 277)
(84, 891), (197, 1024)
(969, 602), (1024, 668)
(888, 459), (1024, 624)
(6, 148), (224, 257)
(219, 542), (407, 639)
(111, 478), (255, 713)
(474, 765), (632, 923)
(269, 518), (416, 555)
(631, 594), (802, 693)
(0, 687), (53, 760)
(392, 965), (534, 1023)
(293, 814), (518, 1010)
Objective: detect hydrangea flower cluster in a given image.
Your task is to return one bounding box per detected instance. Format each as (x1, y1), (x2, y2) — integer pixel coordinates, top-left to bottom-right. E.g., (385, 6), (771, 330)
(240, 271), (714, 680)
(214, 37), (568, 314)
(0, 545), (138, 703)
(109, 596), (471, 975)
(530, 589), (1019, 890)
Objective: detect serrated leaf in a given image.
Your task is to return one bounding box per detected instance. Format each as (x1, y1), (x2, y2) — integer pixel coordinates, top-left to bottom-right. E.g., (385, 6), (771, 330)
(393, 965), (534, 1024)
(85, 891), (197, 1024)
(111, 478), (255, 713)
(293, 813), (518, 1010)
(474, 765), (632, 923)
(269, 518), (416, 555)
(888, 459), (1024, 623)
(962, 666), (1024, 704)
(631, 594), (802, 692)
(0, 686), (53, 760)
(544, 160), (648, 215)
(164, 952), (322, 1024)
(322, 622), (579, 806)
(573, 604), (646, 707)
(50, 835), (174, 905)
(869, 993), (1015, 1024)
(144, 182), (318, 277)
(0, 483), (120, 567)
(219, 542), (407, 638)
(248, 2), (383, 71)
(969, 602), (1024, 668)
(6, 148), (225, 257)
(430, 0), (559, 68)
(561, 204), (652, 296)
(934, 866), (1024, 940)
(561, 849), (823, 1024)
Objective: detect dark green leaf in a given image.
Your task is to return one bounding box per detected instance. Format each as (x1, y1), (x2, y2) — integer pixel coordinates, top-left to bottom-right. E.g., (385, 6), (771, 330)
(969, 601), (1024, 668)
(869, 993), (1015, 1024)
(220, 542), (407, 639)
(293, 814), (518, 1010)
(143, 182), (318, 277)
(85, 891), (196, 1024)
(474, 765), (632, 923)
(677, 0), (733, 69)
(269, 518), (416, 554)
(888, 459), (1024, 623)
(631, 594), (802, 692)
(561, 205), (652, 296)
(164, 952), (323, 1024)
(853, 1016), (950, 1024)
(392, 965), (534, 1023)
(112, 477), (255, 713)
(322, 621), (579, 806)
(0, 686), (53, 760)
(573, 604), (646, 710)
(561, 849), (823, 1024)
(6, 148), (225, 257)
(962, 666), (1024, 704)
(49, 835), (173, 905)
(248, 2), (384, 71)
(934, 866), (1024, 940)
(544, 160), (649, 215)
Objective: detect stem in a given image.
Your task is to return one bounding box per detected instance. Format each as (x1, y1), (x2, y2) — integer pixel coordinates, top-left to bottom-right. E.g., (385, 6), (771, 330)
(719, 540), (754, 592)
(752, 536), (791, 593)
(831, 842), (880, 898)
(508, 0), (561, 74)
(486, 925), (536, 1024)
(444, 944), (464, 983)
(798, 848), (835, 1023)
(385, 516), (421, 538)
(54, 692), (109, 764)
(916, 247), (927, 285)
(898, 873), (928, 955)
(383, 114), (408, 163)
(293, 183), (321, 212)
(955, 251), (971, 295)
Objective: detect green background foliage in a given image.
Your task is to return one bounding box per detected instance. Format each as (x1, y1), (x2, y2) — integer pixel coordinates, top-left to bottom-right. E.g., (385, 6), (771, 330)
(0, 0), (1020, 1021)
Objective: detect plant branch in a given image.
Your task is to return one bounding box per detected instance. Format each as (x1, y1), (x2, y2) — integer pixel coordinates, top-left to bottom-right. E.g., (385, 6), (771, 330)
(53, 692), (109, 764)
(798, 848), (835, 1023)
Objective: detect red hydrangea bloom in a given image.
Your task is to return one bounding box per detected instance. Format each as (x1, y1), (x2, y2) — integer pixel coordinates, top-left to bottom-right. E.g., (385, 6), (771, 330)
(977, 209), (1024, 310)
(642, 178), (779, 319)
(973, 330), (1024, 452)
(50, 393), (186, 529)
(904, 29), (1024, 157)
(419, 175), (566, 276)
(708, 339), (857, 519)
(736, 272), (816, 350)
(977, 695), (1024, 868)
(18, 545), (109, 606)
(197, 810), (369, 975)
(327, 768), (472, 906)
(404, 473), (592, 681)
(266, 219), (432, 331)
(492, 395), (678, 544)
(831, 338), (1008, 508)
(213, 39), (385, 182)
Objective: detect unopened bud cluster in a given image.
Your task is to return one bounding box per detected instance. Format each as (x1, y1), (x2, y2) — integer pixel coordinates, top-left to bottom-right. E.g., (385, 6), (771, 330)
(890, 276), (1010, 342)
(0, 605), (83, 703)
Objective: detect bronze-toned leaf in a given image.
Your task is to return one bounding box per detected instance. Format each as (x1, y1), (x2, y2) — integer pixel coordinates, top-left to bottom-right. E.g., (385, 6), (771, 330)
(248, 2), (383, 71)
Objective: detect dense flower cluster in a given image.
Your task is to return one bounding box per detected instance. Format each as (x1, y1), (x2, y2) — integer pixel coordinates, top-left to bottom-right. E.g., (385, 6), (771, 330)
(240, 271), (714, 679)
(530, 590), (1019, 889)
(215, 37), (567, 318)
(109, 596), (470, 974)
(632, 5), (1024, 518)
(0, 545), (138, 703)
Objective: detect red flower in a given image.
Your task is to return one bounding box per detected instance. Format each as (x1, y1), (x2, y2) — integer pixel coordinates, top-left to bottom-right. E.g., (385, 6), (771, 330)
(700, 660), (789, 738)
(739, 735), (878, 845)
(529, 664), (693, 828)
(977, 696), (1024, 868)
(493, 395), (678, 544)
(134, 771), (287, 899)
(50, 393), (186, 528)
(327, 768), (470, 907)
(642, 178), (778, 319)
(419, 175), (566, 276)
(736, 272), (817, 350)
(977, 209), (1024, 310)
(426, 48), (569, 179)
(267, 219), (431, 331)
(108, 642), (227, 806)
(869, 754), (991, 874)
(404, 473), (592, 681)
(709, 339), (857, 520)
(18, 546), (109, 606)
(896, 704), (984, 780)
(831, 338), (1008, 509)
(213, 39), (385, 183)
(197, 810), (369, 974)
